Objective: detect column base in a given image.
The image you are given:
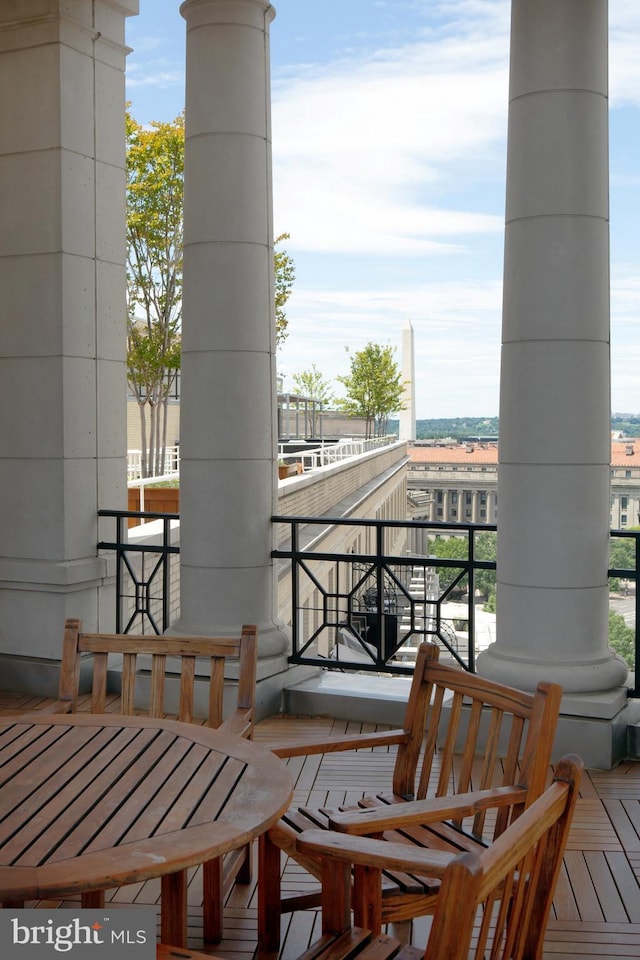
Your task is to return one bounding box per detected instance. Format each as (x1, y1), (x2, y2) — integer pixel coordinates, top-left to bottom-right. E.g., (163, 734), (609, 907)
(553, 693), (640, 770)
(476, 643), (630, 695)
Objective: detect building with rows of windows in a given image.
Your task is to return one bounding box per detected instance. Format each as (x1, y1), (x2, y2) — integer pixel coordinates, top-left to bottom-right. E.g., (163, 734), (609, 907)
(408, 440), (640, 530)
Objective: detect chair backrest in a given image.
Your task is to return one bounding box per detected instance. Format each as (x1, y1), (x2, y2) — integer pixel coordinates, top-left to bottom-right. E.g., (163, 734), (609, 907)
(57, 618), (258, 737)
(424, 754), (582, 960)
(392, 642), (563, 838)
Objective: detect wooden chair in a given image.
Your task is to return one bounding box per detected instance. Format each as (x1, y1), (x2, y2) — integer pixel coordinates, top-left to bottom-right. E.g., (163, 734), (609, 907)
(293, 754), (582, 960)
(57, 617), (258, 944)
(258, 641), (563, 955)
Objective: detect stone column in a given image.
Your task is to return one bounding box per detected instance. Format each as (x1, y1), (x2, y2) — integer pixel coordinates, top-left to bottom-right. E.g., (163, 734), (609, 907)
(177, 0), (287, 660)
(0, 0), (136, 693)
(478, 1), (627, 702)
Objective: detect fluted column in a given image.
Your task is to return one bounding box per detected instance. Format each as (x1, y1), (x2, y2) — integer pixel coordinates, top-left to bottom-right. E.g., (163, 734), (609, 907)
(0, 0), (135, 691)
(177, 0), (287, 657)
(478, 0), (627, 696)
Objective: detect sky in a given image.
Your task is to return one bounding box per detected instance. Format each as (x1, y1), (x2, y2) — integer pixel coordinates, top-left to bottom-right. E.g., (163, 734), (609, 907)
(125, 0), (640, 420)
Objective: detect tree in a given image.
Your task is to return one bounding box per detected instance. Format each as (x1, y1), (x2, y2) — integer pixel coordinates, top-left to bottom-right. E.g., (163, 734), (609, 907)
(609, 609), (635, 669)
(126, 111), (184, 477)
(337, 342), (405, 439)
(609, 534), (637, 592)
(291, 364), (334, 438)
(126, 111), (296, 476)
(274, 232), (295, 347)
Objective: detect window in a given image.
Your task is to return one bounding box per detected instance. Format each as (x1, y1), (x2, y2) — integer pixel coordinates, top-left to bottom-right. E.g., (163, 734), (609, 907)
(622, 497), (628, 510)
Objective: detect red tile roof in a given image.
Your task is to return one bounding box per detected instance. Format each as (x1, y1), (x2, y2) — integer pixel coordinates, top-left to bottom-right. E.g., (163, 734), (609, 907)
(408, 441), (640, 467)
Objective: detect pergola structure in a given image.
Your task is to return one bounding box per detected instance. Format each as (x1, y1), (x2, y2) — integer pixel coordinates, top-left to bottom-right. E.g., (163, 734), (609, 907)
(0, 0), (632, 765)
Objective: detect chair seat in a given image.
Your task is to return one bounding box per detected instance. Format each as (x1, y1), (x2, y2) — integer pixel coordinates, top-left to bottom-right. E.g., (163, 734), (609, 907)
(282, 792), (490, 905)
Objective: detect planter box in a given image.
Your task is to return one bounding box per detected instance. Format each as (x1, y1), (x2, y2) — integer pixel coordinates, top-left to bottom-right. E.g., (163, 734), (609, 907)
(128, 486), (180, 526)
(278, 464), (298, 479)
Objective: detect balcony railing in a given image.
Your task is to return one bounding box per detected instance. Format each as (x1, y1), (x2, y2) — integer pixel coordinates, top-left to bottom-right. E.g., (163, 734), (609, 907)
(97, 511), (640, 693)
(273, 516), (497, 676)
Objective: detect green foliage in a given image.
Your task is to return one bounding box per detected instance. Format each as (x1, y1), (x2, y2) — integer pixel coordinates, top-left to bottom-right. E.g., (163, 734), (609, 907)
(609, 535), (637, 591)
(274, 233), (295, 347)
(612, 415), (640, 438)
(426, 532), (497, 608)
(292, 364), (335, 405)
(608, 608), (635, 669)
(337, 342), (405, 438)
(415, 417), (499, 440)
(427, 535), (468, 595)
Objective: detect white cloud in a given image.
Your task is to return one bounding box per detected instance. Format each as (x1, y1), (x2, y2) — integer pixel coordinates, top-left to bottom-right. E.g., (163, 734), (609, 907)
(126, 62), (184, 90)
(610, 0), (640, 106)
(272, 4), (510, 256)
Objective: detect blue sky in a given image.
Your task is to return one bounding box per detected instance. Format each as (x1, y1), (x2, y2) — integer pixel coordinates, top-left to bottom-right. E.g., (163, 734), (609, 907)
(126, 0), (640, 419)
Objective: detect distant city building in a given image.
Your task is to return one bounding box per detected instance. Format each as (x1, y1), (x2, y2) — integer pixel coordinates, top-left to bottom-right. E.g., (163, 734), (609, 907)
(408, 440), (640, 529)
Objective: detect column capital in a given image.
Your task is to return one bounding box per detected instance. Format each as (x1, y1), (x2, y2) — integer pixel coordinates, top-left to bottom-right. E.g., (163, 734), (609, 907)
(180, 0), (275, 27)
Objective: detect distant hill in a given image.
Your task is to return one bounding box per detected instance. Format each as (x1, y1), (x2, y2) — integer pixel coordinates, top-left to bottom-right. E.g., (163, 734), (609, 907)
(402, 418), (500, 440)
(386, 415), (640, 440)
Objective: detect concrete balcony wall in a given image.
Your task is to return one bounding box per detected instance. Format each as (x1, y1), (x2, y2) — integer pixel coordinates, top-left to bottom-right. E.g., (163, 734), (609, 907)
(276, 441), (408, 544)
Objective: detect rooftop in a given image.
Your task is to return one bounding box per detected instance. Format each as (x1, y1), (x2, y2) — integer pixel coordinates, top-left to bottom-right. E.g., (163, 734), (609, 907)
(408, 439), (640, 468)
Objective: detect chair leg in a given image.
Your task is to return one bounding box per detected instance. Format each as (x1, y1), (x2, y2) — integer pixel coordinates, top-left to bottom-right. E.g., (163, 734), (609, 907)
(258, 831), (283, 955)
(353, 865), (383, 936)
(161, 870), (188, 948)
(82, 890), (105, 910)
(203, 857), (223, 943)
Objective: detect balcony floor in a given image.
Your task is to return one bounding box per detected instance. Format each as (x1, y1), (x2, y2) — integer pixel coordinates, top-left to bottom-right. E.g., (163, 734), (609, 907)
(2, 691), (640, 958)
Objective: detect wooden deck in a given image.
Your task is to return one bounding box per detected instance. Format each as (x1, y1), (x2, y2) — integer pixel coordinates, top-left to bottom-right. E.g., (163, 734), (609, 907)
(2, 692), (640, 959)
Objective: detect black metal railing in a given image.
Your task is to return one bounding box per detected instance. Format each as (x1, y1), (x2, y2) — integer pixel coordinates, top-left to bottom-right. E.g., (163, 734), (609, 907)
(272, 516), (497, 676)
(97, 510), (640, 691)
(98, 509), (179, 634)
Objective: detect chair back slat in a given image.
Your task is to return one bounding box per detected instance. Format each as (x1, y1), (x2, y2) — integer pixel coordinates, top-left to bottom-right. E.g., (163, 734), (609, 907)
(208, 658), (225, 728)
(149, 654), (167, 717)
(91, 652), (109, 714)
(177, 655), (195, 723)
(120, 652), (138, 714)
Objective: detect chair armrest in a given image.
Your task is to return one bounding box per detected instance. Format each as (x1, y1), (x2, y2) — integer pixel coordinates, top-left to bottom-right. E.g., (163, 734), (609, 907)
(297, 829), (456, 876)
(218, 709), (253, 738)
(328, 785), (528, 834)
(260, 729), (409, 759)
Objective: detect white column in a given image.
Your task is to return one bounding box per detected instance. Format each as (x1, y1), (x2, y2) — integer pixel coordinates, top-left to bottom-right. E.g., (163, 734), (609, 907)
(478, 0), (627, 695)
(177, 0), (286, 657)
(399, 319), (416, 442)
(0, 0), (135, 689)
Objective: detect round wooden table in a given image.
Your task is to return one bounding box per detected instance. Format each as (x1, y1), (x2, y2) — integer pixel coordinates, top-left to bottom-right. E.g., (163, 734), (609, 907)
(0, 713), (293, 944)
